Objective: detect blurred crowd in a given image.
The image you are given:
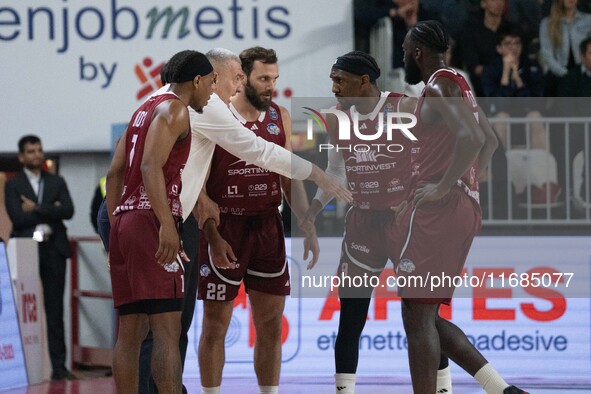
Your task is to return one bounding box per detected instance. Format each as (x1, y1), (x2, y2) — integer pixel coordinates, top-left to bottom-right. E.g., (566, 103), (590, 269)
(354, 0), (591, 219)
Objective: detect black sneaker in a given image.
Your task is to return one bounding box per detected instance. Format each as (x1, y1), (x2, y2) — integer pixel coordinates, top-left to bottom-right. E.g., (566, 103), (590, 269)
(503, 386), (528, 394)
(51, 369), (77, 380)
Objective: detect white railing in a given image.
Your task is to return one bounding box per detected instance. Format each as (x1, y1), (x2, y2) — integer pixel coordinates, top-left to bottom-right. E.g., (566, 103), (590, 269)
(482, 117), (591, 225)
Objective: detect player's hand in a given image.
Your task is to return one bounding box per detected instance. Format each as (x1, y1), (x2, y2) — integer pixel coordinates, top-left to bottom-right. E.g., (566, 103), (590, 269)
(20, 195), (37, 212)
(310, 165), (353, 204)
(209, 235), (238, 270)
(413, 182), (450, 207)
(304, 234), (320, 270)
(298, 205), (321, 269)
(156, 220), (180, 265)
(196, 193), (220, 229)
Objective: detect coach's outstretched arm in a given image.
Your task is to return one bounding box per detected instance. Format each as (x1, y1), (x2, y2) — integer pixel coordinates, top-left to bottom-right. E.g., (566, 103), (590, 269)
(180, 94), (352, 220)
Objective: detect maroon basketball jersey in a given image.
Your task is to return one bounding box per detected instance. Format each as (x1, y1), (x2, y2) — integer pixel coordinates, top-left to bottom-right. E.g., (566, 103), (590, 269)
(206, 102), (286, 215)
(114, 92), (191, 218)
(331, 92), (414, 210)
(413, 68), (480, 203)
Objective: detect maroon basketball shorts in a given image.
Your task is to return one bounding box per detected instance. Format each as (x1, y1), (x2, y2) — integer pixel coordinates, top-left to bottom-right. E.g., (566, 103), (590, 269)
(397, 186), (482, 304)
(338, 207), (402, 298)
(198, 211), (289, 301)
(109, 210), (185, 309)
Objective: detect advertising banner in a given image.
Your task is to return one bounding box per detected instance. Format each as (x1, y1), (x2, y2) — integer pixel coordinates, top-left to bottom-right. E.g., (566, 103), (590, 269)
(0, 242), (28, 390)
(0, 0), (353, 152)
(184, 236), (591, 381)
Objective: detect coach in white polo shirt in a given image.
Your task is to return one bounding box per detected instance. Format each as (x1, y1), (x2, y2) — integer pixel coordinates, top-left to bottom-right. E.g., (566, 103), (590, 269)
(177, 48), (351, 226)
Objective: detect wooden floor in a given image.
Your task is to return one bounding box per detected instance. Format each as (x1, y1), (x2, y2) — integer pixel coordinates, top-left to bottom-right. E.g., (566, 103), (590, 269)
(1, 375), (590, 394)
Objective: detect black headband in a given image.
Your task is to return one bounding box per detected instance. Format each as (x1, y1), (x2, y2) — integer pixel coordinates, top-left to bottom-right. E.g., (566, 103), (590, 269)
(169, 55), (213, 83)
(332, 55), (380, 81)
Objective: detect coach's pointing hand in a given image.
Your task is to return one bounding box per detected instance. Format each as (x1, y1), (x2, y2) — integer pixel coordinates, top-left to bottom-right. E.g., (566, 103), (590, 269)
(309, 165), (352, 204)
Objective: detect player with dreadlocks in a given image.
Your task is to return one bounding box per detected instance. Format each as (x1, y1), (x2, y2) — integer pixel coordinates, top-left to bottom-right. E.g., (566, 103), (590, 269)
(398, 20), (528, 393)
(304, 50), (453, 393)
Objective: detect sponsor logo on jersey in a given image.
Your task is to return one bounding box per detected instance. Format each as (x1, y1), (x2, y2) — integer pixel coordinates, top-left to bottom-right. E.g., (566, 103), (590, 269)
(350, 242), (370, 253)
(230, 207), (246, 215)
(359, 123), (367, 129)
(251, 124), (259, 130)
(387, 178), (404, 192)
(359, 181), (379, 189)
(248, 183), (268, 192)
(346, 151), (394, 163)
(398, 259), (415, 273)
(227, 160), (271, 176)
(269, 107), (279, 120)
(267, 123), (280, 135)
(346, 162), (397, 173)
(200, 264), (211, 277)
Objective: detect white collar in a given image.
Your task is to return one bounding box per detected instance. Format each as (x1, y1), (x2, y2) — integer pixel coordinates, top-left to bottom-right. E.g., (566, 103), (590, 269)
(24, 167), (41, 182)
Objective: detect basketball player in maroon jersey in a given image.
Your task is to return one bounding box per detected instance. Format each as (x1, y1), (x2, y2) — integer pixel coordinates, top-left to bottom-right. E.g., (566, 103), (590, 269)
(303, 51), (452, 394)
(400, 21), (527, 394)
(197, 47), (317, 394)
(105, 50), (215, 394)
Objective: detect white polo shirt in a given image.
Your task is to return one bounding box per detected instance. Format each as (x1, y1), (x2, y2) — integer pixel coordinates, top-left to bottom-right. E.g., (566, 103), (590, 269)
(180, 92), (312, 220)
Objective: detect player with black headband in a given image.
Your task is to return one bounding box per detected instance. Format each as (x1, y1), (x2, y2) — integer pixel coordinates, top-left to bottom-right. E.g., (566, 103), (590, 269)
(399, 20), (528, 393)
(106, 50), (215, 394)
(304, 50), (453, 394)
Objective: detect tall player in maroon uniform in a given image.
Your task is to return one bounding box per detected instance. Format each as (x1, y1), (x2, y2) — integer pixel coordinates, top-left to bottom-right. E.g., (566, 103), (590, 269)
(105, 50), (215, 394)
(400, 21), (527, 394)
(304, 51), (452, 394)
(197, 47), (317, 394)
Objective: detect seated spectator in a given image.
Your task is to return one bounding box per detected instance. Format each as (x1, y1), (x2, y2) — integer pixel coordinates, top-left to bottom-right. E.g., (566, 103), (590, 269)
(558, 36), (591, 97)
(507, 0), (543, 47)
(482, 27), (547, 150)
(539, 0), (591, 96)
(482, 28), (562, 206)
(462, 0), (515, 96)
(558, 37), (591, 208)
(385, 0), (442, 92)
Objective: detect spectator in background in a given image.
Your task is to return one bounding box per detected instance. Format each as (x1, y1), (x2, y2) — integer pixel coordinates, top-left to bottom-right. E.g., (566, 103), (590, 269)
(507, 0), (544, 47)
(462, 0), (515, 96)
(481, 28), (559, 209)
(353, 0), (393, 53)
(558, 36), (591, 96)
(446, 37), (475, 90)
(420, 0), (469, 40)
(558, 37), (591, 206)
(482, 27), (547, 150)
(386, 0), (442, 92)
(4, 135), (76, 381)
(539, 0), (591, 96)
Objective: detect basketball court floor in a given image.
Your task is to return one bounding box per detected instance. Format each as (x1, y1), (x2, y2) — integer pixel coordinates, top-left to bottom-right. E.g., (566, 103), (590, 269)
(2, 376), (590, 394)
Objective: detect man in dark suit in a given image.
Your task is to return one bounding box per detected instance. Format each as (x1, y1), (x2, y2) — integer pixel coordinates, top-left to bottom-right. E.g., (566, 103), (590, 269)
(5, 135), (76, 380)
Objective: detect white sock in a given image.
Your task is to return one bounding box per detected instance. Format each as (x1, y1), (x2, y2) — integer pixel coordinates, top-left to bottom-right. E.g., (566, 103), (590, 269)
(259, 386), (279, 394)
(201, 387), (221, 394)
(474, 363), (510, 394)
(335, 373), (356, 393)
(436, 365), (453, 393)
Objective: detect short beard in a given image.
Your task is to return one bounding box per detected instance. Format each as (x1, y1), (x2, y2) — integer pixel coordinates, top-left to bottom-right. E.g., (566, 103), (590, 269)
(404, 60), (423, 85)
(245, 81), (271, 111)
